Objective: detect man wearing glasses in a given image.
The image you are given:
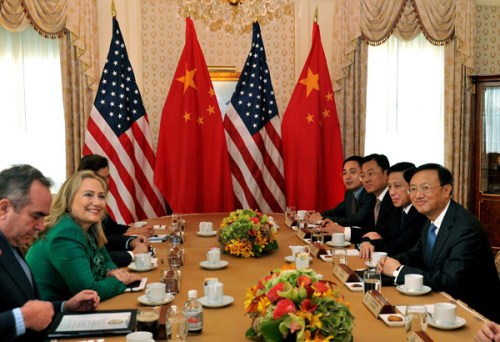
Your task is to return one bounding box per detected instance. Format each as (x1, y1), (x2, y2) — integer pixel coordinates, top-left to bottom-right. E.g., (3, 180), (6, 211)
(318, 153), (395, 244)
(378, 163), (500, 322)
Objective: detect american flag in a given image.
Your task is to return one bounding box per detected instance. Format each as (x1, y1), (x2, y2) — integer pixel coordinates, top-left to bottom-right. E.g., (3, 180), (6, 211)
(83, 17), (166, 223)
(223, 22), (286, 213)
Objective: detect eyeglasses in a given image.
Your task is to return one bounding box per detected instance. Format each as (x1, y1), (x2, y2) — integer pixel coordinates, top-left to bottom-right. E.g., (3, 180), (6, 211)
(408, 184), (442, 194)
(359, 170), (382, 180)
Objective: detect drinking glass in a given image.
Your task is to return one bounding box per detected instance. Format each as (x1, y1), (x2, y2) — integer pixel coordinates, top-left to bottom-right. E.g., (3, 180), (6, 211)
(168, 316), (188, 341)
(363, 269), (382, 293)
(286, 206), (296, 221)
(160, 268), (178, 295)
(311, 230), (324, 244)
(404, 305), (428, 340)
(331, 247), (347, 265)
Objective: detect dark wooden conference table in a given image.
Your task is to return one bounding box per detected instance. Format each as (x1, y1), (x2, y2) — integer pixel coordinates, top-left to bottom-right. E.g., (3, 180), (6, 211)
(61, 213), (486, 341)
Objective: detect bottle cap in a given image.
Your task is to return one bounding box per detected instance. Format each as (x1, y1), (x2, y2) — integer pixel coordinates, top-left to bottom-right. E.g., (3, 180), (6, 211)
(188, 289), (197, 298)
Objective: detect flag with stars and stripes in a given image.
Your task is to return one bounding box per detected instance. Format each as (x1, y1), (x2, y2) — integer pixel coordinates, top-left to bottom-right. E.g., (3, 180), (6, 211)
(154, 17), (235, 213)
(223, 22), (286, 213)
(282, 21), (345, 212)
(83, 17), (166, 224)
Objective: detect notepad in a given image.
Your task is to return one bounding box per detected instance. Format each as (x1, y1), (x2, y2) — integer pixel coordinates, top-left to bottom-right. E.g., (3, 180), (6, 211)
(47, 310), (137, 338)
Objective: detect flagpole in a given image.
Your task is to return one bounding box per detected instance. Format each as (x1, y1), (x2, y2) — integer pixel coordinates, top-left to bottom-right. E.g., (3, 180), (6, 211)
(111, 0), (116, 18)
(313, 5), (318, 23)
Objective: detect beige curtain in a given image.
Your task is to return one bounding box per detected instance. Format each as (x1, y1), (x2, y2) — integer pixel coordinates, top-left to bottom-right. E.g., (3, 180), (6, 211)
(62, 0), (99, 175)
(332, 0), (366, 158)
(0, 0), (99, 176)
(332, 0), (475, 206)
(0, 0), (67, 36)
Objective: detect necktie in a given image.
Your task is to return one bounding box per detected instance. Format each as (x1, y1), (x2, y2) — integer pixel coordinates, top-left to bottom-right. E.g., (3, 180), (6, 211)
(13, 248), (34, 288)
(351, 196), (358, 214)
(374, 198), (382, 225)
(399, 210), (406, 230)
(427, 223), (437, 259)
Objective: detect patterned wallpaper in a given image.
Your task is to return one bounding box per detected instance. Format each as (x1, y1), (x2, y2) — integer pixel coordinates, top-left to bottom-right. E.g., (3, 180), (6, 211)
(141, 0), (295, 149)
(476, 6), (500, 74)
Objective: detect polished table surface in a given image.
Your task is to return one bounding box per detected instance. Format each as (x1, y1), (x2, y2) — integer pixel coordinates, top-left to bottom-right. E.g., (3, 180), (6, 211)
(61, 213), (486, 341)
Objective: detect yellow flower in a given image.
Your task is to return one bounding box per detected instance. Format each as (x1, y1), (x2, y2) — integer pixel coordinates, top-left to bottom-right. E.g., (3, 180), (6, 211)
(257, 296), (271, 316)
(244, 286), (258, 310)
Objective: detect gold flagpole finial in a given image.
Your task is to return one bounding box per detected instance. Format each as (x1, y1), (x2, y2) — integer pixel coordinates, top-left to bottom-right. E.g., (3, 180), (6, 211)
(186, 5), (191, 18)
(313, 5), (318, 23)
(111, 0), (116, 18)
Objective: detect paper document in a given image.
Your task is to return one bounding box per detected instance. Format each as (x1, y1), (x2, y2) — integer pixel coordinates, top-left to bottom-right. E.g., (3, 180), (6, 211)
(56, 312), (131, 332)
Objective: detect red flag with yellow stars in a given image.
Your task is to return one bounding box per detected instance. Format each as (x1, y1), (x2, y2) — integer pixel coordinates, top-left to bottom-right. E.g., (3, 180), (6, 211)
(154, 17), (234, 213)
(281, 22), (345, 212)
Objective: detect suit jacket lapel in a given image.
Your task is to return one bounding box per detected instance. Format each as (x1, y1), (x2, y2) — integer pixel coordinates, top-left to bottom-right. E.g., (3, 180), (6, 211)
(0, 234), (37, 300)
(427, 202), (455, 268)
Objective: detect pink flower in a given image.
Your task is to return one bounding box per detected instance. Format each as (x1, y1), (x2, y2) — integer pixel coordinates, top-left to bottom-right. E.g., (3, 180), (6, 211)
(266, 282), (285, 302)
(273, 299), (297, 319)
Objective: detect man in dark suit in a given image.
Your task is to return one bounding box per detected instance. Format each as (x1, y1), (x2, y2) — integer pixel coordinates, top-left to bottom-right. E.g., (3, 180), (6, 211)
(379, 163), (500, 322)
(0, 165), (99, 342)
(359, 162), (427, 257)
(308, 156), (375, 228)
(319, 154), (395, 244)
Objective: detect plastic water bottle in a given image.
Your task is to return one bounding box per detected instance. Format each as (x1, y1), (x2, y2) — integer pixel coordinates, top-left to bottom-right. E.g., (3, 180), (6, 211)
(183, 289), (203, 334)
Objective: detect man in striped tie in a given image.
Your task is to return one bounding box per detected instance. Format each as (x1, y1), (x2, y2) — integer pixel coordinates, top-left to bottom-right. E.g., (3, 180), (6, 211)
(378, 163), (500, 323)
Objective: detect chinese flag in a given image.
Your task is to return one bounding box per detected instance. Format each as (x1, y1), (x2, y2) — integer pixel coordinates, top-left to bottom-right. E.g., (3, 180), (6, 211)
(154, 18), (235, 213)
(282, 22), (345, 212)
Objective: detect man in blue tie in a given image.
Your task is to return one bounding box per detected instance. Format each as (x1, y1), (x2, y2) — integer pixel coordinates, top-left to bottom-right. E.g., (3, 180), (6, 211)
(0, 165), (100, 341)
(378, 163), (500, 323)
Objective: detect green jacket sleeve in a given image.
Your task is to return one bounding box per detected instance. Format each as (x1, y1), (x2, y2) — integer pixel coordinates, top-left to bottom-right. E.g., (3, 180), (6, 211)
(48, 218), (126, 300)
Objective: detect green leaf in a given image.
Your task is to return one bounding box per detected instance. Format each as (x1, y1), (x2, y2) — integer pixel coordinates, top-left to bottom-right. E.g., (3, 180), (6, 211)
(260, 317), (285, 342)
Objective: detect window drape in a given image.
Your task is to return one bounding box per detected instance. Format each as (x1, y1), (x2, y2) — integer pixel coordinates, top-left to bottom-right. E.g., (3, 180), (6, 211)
(332, 0), (475, 207)
(0, 0), (99, 176)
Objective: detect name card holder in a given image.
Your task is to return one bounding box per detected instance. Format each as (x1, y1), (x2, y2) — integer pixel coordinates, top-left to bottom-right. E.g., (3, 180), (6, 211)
(284, 216), (296, 228)
(296, 229), (309, 241)
(362, 290), (396, 317)
(408, 331), (434, 342)
(309, 242), (327, 258)
(332, 264), (360, 284)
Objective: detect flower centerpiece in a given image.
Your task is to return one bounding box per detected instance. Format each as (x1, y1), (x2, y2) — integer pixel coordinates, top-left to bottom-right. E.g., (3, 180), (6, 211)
(219, 209), (278, 258)
(245, 268), (354, 342)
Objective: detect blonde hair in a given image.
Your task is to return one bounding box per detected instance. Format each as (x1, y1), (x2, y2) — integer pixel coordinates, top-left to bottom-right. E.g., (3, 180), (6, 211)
(45, 170), (108, 248)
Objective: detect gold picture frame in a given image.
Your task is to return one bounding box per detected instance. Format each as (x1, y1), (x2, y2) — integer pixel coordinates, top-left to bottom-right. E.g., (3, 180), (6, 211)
(208, 66), (241, 114)
(208, 66), (241, 81)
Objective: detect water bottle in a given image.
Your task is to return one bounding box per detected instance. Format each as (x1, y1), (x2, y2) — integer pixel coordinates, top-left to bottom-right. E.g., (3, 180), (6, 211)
(183, 289), (203, 334)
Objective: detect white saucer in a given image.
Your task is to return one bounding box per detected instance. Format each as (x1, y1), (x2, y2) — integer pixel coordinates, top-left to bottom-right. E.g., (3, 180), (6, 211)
(137, 294), (174, 306)
(396, 285), (432, 296)
(428, 316), (466, 330)
(199, 260), (229, 270)
(198, 295), (234, 308)
(284, 255), (313, 263)
(379, 313), (405, 327)
(326, 241), (351, 247)
(345, 282), (364, 292)
(197, 231), (217, 237)
(128, 262), (157, 272)
(364, 261), (377, 268)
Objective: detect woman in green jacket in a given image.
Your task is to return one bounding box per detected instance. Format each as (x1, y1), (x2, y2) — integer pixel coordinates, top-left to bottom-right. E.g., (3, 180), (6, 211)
(26, 170), (141, 301)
